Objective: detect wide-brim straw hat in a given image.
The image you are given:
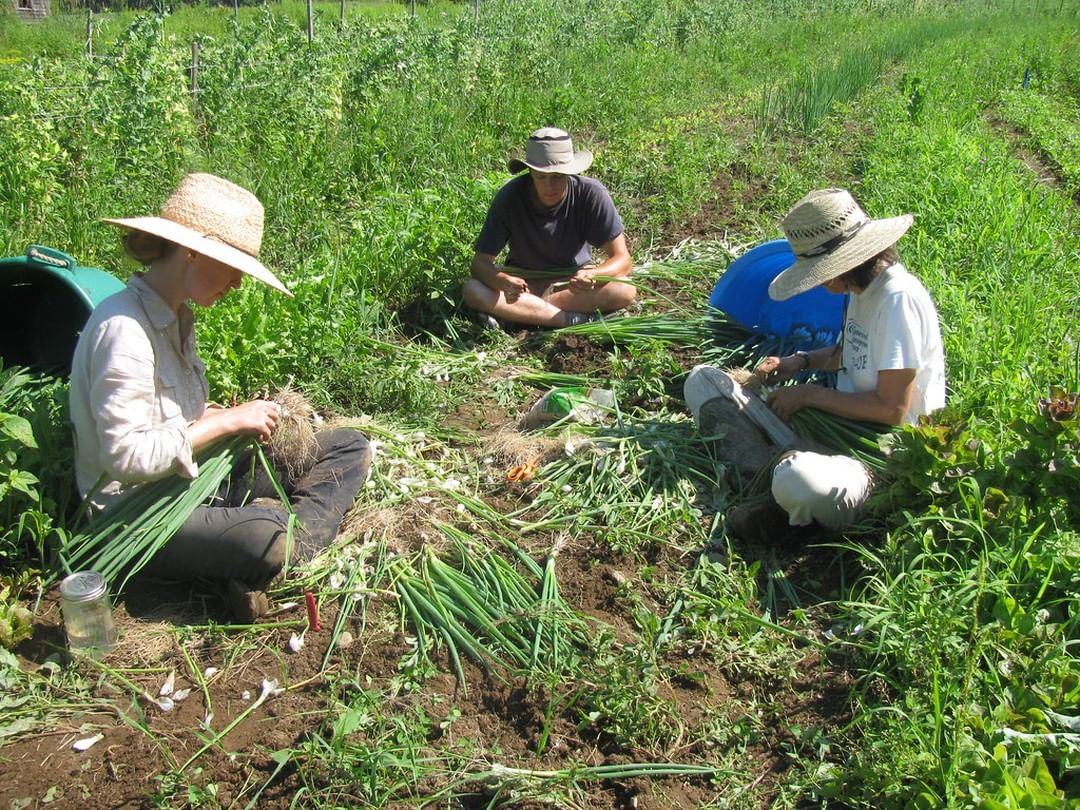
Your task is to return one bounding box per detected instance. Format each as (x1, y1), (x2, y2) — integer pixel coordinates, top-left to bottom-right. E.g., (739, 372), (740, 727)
(768, 188), (912, 301)
(104, 173), (292, 297)
(508, 127), (593, 175)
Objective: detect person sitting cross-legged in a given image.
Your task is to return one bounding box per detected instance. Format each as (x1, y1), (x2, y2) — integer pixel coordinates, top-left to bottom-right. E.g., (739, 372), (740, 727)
(463, 127), (636, 329)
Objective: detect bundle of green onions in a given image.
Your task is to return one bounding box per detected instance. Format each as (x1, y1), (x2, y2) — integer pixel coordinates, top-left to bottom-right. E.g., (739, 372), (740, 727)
(59, 437), (273, 591)
(513, 370), (594, 390)
(701, 309), (842, 373)
(392, 526), (587, 689)
(557, 313), (710, 346)
(790, 408), (896, 473)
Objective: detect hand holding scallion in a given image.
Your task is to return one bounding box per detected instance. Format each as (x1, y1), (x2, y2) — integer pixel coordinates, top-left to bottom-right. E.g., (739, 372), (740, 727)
(755, 354), (801, 385)
(495, 269), (528, 302)
(766, 383), (817, 420)
(569, 265), (602, 292)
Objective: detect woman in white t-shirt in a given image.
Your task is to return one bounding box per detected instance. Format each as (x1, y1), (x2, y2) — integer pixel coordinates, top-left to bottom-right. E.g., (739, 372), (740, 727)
(690, 188), (945, 542)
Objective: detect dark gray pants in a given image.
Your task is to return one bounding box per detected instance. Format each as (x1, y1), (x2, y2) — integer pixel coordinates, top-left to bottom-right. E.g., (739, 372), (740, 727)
(141, 428), (372, 584)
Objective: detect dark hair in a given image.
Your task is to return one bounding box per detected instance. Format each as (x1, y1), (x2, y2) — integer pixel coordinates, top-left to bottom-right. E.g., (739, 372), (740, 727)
(122, 231), (179, 265)
(836, 245), (899, 291)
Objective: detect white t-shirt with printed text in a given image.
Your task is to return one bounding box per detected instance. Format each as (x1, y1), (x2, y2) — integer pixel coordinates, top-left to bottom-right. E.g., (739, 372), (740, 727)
(837, 263), (946, 424)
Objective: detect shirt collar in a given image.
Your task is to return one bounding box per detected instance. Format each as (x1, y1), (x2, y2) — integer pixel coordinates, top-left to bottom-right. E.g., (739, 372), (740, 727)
(127, 274), (195, 335)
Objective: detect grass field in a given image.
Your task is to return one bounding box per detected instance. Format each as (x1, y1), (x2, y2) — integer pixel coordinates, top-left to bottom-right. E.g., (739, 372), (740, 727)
(1, 0), (1078, 806)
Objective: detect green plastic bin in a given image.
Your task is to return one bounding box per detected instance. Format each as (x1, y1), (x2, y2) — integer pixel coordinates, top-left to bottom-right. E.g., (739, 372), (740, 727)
(0, 245), (125, 376)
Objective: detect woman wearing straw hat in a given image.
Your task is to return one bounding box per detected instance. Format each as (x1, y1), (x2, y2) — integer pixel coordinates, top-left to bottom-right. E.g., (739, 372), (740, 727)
(69, 173), (372, 620)
(463, 127), (636, 329)
(707, 188), (945, 541)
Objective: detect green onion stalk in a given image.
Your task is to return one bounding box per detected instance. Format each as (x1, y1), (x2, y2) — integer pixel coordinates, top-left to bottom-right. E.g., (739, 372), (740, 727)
(504, 268), (684, 309)
(520, 420), (714, 548)
(789, 408), (895, 472)
(513, 370), (594, 390)
(391, 528), (588, 689)
(59, 437), (276, 592)
(700, 309), (841, 372)
(556, 313), (709, 346)
(465, 760), (732, 785)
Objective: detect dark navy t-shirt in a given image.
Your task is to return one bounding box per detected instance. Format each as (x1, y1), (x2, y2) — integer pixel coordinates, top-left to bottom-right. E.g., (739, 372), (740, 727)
(474, 174), (624, 272)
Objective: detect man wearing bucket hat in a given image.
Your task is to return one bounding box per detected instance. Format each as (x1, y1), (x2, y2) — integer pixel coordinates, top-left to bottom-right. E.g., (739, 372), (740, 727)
(463, 127), (635, 329)
(69, 173), (372, 620)
(691, 188), (945, 542)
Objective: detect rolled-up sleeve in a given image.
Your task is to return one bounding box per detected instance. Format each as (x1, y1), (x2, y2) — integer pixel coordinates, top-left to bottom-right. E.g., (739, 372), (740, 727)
(86, 317), (198, 483)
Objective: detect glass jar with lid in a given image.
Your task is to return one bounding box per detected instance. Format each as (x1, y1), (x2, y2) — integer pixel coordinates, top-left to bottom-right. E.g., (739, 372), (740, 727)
(59, 571), (117, 655)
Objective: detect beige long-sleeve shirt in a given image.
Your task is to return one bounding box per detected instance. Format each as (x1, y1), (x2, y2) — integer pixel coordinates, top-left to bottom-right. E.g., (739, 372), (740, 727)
(69, 275), (209, 510)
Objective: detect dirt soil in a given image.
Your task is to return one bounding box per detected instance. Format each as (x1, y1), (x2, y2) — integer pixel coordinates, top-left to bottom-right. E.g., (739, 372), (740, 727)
(4, 555), (852, 810)
(986, 114), (1077, 203)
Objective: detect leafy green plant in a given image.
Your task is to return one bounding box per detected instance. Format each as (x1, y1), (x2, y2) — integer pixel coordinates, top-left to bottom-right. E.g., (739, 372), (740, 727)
(0, 581), (32, 648)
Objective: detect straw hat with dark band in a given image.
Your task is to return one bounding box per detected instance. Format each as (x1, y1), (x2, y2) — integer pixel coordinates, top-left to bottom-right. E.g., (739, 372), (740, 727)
(104, 173), (292, 297)
(508, 127), (593, 175)
(768, 188), (913, 301)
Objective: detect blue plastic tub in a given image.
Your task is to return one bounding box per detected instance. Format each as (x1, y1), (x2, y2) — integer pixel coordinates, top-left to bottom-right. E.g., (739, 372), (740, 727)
(708, 239), (845, 340)
(0, 245), (125, 376)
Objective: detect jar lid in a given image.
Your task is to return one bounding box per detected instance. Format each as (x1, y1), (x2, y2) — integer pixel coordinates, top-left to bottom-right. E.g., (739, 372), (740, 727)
(60, 571), (107, 602)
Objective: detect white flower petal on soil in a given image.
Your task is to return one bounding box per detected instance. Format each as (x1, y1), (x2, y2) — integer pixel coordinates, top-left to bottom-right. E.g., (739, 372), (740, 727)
(171, 688), (191, 702)
(441, 479), (460, 491)
(201, 712), (214, 730)
(329, 572), (344, 590)
(203, 667), (219, 679)
(288, 633), (305, 653)
(159, 670), (175, 697)
(276, 602), (299, 612)
(241, 690), (251, 701)
(72, 733), (104, 752)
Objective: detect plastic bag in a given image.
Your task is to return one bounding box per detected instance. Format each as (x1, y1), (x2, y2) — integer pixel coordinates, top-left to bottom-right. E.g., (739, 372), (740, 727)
(524, 387), (615, 429)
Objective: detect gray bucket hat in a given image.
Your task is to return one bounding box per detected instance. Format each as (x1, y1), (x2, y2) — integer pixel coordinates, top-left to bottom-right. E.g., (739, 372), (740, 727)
(508, 127), (593, 175)
(769, 188), (912, 301)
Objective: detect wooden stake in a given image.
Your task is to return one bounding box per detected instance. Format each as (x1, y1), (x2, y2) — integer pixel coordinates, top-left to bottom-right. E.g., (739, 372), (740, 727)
(190, 41), (200, 105)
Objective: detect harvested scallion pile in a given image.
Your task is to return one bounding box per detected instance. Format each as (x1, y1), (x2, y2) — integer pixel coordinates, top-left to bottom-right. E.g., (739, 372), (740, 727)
(59, 437), (264, 591)
(556, 313), (710, 345)
(790, 408), (896, 472)
(391, 526), (587, 690)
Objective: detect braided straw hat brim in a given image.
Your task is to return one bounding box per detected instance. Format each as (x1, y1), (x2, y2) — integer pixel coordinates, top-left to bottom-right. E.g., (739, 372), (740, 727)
(103, 173), (291, 297)
(768, 214), (912, 301)
(103, 216), (292, 297)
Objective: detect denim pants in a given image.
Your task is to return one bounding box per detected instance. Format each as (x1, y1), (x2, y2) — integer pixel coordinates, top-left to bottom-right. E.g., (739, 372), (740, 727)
(141, 428), (372, 584)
